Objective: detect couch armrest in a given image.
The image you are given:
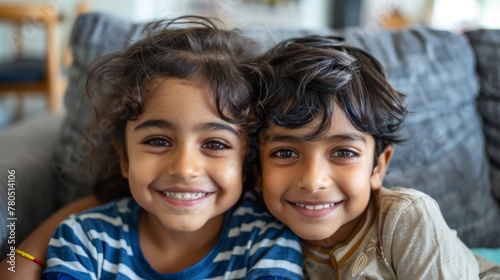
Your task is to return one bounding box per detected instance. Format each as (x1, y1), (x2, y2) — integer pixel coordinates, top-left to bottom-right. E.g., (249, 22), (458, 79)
(0, 112), (65, 257)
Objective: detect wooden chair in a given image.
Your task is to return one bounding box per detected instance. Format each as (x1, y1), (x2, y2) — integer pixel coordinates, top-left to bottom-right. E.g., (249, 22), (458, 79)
(0, 3), (66, 116)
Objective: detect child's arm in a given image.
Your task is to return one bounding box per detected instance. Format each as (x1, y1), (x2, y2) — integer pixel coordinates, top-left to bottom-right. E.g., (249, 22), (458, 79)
(386, 192), (480, 278)
(0, 195), (101, 280)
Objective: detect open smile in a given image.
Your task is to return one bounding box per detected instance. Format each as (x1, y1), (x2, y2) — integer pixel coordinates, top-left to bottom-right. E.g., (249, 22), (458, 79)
(293, 202), (337, 210)
(288, 200), (343, 218)
(160, 191), (208, 201)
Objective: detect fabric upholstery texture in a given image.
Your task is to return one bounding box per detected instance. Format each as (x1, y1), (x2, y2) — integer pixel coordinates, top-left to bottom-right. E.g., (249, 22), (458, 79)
(465, 29), (500, 203)
(338, 27), (500, 247)
(51, 13), (144, 205)
(2, 12), (498, 258)
(0, 113), (64, 256)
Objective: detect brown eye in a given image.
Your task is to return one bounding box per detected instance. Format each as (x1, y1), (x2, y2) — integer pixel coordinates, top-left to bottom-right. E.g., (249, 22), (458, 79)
(144, 137), (171, 147)
(271, 149), (298, 158)
(202, 140), (230, 150)
(332, 149), (359, 158)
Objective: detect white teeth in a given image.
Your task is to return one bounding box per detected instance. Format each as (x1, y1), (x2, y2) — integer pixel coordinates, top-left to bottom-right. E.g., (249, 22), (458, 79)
(161, 192), (207, 200)
(295, 203), (335, 210)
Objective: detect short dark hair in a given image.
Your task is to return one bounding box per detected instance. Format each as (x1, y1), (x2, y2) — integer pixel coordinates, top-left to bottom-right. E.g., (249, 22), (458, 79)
(87, 16), (263, 202)
(255, 35), (408, 157)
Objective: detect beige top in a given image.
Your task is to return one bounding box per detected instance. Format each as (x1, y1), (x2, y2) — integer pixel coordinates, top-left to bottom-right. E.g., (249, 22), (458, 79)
(302, 187), (500, 279)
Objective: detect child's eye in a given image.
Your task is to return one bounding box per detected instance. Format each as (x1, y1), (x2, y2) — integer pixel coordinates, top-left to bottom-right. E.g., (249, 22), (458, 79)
(202, 140), (231, 150)
(332, 149), (359, 158)
(271, 149), (298, 158)
(143, 137), (171, 147)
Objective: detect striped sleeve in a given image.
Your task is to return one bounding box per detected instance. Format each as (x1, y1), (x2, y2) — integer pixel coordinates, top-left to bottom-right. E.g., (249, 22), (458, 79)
(41, 198), (145, 280)
(42, 214), (101, 280)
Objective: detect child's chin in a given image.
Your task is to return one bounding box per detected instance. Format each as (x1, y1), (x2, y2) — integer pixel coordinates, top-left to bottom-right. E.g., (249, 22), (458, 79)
(293, 228), (332, 242)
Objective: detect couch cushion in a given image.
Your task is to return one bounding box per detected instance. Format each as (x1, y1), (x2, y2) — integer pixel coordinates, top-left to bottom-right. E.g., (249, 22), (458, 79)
(51, 12), (145, 205)
(464, 29), (500, 203)
(0, 113), (64, 258)
(335, 27), (500, 247)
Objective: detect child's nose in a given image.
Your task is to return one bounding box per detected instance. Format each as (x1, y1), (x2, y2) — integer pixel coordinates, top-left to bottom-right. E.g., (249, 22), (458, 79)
(298, 157), (332, 193)
(166, 145), (202, 179)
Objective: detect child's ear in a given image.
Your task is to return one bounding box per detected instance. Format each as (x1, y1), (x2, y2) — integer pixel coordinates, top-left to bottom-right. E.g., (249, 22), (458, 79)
(370, 145), (393, 191)
(112, 138), (129, 178)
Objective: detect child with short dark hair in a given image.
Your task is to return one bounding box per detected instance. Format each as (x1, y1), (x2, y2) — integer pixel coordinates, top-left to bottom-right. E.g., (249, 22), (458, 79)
(254, 35), (500, 279)
(41, 16), (303, 280)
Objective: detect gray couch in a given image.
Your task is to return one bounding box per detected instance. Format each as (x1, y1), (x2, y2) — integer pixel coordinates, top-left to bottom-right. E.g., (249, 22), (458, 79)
(1, 12), (500, 259)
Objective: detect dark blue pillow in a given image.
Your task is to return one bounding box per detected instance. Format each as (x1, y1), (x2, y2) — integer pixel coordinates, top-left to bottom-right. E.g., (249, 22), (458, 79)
(0, 58), (44, 83)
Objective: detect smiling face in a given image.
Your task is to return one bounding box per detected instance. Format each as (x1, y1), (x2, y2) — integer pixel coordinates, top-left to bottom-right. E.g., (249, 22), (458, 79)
(116, 77), (245, 234)
(259, 102), (392, 246)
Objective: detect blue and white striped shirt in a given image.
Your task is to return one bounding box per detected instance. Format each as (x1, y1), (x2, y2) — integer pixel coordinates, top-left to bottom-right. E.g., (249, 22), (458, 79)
(42, 193), (303, 280)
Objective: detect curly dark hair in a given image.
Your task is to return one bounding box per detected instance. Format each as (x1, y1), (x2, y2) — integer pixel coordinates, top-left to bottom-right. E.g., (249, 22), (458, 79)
(86, 16), (264, 202)
(254, 35), (408, 161)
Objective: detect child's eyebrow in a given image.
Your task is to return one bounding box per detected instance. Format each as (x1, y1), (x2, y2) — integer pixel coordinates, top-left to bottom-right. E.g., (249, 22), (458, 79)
(197, 122), (241, 137)
(327, 133), (366, 143)
(263, 133), (366, 144)
(133, 119), (240, 137)
(134, 119), (173, 131)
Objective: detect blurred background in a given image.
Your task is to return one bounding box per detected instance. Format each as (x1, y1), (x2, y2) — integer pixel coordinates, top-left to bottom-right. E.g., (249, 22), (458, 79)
(0, 0), (499, 130)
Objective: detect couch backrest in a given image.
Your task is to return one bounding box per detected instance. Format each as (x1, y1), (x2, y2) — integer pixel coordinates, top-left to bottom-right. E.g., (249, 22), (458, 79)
(337, 26), (500, 247)
(465, 29), (500, 203)
(52, 12), (500, 247)
(52, 12), (143, 204)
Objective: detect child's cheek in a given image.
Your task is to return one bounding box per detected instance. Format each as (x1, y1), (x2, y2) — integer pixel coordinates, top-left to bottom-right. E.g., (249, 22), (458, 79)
(261, 165), (289, 196)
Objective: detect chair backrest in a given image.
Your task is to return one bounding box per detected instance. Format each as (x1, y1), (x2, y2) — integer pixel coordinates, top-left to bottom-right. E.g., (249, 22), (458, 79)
(0, 4), (58, 23)
(0, 3), (58, 62)
(0, 4), (61, 111)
